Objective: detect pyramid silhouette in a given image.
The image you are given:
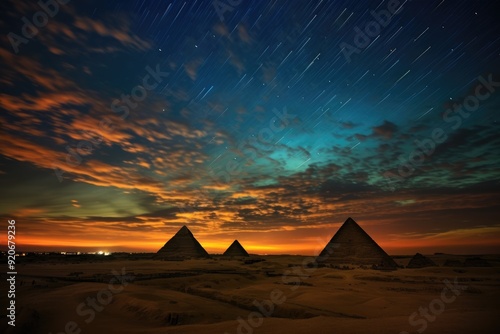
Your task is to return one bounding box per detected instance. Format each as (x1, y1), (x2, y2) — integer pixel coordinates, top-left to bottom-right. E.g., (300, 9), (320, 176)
(443, 259), (463, 267)
(407, 253), (437, 268)
(464, 257), (491, 267)
(156, 225), (209, 259)
(223, 240), (249, 257)
(317, 217), (397, 268)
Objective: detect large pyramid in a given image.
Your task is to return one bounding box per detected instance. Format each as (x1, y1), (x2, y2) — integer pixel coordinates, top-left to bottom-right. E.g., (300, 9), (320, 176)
(223, 240), (249, 257)
(316, 217), (397, 268)
(156, 225), (209, 259)
(407, 253), (437, 268)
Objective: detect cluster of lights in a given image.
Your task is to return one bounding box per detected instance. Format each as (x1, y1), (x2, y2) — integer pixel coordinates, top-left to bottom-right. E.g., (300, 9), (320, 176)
(57, 251), (111, 256)
(97, 251), (111, 256)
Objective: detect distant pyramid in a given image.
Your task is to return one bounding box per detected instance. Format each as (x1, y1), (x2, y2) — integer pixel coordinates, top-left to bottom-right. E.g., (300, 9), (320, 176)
(156, 225), (209, 259)
(316, 217), (397, 268)
(443, 259), (464, 267)
(223, 240), (249, 257)
(464, 257), (491, 267)
(407, 253), (437, 268)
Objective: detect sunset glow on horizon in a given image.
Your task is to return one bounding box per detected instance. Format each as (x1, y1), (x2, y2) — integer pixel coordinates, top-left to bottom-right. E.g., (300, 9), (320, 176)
(5, 216), (500, 256)
(1, 0), (499, 257)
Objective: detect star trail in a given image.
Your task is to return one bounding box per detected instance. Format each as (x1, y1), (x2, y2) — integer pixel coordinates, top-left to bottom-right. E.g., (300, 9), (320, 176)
(0, 0), (499, 254)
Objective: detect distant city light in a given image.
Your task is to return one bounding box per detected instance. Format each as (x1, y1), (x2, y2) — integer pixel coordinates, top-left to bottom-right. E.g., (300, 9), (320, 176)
(97, 251), (111, 256)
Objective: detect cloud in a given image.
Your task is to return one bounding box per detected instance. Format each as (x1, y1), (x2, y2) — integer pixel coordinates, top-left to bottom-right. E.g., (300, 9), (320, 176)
(340, 121), (358, 129)
(73, 15), (150, 51)
(372, 120), (398, 139)
(184, 59), (203, 81)
(238, 25), (252, 44)
(3, 1), (151, 56)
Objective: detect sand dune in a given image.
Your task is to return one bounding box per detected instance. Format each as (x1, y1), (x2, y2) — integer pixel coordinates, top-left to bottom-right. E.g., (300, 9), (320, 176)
(3, 255), (499, 334)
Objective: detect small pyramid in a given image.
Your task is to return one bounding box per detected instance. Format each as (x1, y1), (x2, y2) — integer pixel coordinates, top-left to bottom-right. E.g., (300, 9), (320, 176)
(464, 257), (491, 267)
(407, 253), (437, 268)
(443, 259), (464, 267)
(223, 240), (249, 257)
(316, 217), (397, 268)
(156, 225), (209, 259)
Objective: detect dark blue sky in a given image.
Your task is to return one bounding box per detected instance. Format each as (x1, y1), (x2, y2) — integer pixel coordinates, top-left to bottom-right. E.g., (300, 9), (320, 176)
(0, 0), (499, 254)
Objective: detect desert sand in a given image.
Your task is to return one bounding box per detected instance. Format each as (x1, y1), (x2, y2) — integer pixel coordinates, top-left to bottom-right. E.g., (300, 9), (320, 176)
(2, 254), (499, 334)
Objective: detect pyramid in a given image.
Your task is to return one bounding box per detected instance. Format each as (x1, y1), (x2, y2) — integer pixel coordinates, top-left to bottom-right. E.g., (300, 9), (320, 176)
(464, 257), (491, 267)
(407, 253), (437, 268)
(156, 225), (209, 259)
(223, 240), (249, 257)
(443, 259), (463, 267)
(316, 217), (397, 268)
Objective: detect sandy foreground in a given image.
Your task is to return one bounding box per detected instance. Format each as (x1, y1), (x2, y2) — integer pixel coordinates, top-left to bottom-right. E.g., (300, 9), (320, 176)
(2, 255), (499, 334)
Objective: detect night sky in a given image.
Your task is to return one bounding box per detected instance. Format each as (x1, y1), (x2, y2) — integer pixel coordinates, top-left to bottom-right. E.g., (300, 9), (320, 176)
(1, 0), (499, 255)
